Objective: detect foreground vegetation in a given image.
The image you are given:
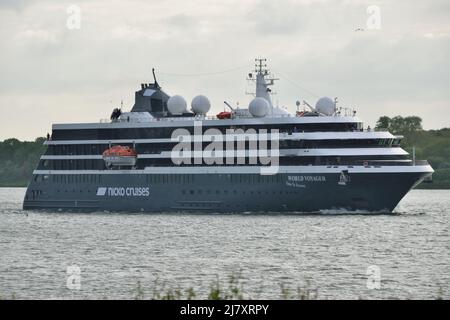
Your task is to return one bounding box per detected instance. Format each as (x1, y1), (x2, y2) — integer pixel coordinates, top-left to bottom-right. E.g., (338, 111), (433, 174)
(132, 272), (318, 300)
(2, 272), (445, 300)
(0, 116), (449, 188)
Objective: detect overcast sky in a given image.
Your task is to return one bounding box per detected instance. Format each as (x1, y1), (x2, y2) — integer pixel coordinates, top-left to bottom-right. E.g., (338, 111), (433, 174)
(0, 0), (449, 140)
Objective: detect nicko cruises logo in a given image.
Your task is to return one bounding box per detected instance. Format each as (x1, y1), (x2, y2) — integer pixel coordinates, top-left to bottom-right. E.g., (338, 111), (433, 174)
(170, 121), (280, 175)
(96, 187), (150, 197)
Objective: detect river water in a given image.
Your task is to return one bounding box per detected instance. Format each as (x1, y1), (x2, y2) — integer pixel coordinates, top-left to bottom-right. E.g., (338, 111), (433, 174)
(0, 188), (448, 299)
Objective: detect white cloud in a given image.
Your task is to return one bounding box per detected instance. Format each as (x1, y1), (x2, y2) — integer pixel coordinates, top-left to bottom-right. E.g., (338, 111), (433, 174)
(0, 0), (449, 140)
(15, 29), (59, 43)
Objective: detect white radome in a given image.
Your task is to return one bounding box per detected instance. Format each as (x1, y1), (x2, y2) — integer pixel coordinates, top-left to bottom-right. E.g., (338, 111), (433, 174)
(271, 107), (290, 116)
(167, 95), (188, 115)
(315, 97), (335, 116)
(191, 95), (211, 115)
(249, 97), (269, 117)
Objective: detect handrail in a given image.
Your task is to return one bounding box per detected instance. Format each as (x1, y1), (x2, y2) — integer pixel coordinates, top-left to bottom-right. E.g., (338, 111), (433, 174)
(99, 112), (360, 124)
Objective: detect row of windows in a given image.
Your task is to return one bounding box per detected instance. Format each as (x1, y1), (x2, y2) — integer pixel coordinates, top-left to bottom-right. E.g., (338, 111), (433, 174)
(45, 138), (402, 156)
(51, 123), (362, 140)
(26, 188), (301, 202)
(181, 189), (300, 196)
(41, 159), (105, 170)
(33, 174), (196, 184)
(46, 141), (278, 155)
(32, 173), (315, 186)
(283, 138), (401, 149)
(34, 173), (285, 185)
(47, 144), (107, 155)
(34, 174), (102, 184)
(38, 155), (408, 170)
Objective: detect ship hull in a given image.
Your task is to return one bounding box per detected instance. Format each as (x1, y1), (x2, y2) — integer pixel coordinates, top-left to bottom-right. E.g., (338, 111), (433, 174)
(23, 168), (433, 213)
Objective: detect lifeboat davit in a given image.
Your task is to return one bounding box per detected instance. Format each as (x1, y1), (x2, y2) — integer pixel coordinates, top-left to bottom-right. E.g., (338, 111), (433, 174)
(217, 111), (232, 119)
(102, 145), (137, 167)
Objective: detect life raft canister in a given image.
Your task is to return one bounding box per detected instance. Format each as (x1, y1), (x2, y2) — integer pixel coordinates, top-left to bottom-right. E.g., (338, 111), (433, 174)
(102, 145), (138, 167)
(102, 145), (138, 157)
(217, 111), (232, 119)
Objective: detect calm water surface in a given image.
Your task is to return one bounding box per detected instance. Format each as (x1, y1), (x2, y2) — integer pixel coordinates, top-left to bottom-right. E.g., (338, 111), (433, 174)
(0, 188), (448, 299)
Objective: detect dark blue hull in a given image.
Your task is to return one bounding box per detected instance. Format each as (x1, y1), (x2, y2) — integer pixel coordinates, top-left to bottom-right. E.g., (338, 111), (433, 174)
(23, 169), (432, 213)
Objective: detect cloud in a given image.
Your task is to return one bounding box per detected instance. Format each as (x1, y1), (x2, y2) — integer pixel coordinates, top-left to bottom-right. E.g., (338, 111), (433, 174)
(165, 13), (198, 29)
(110, 24), (166, 41)
(15, 29), (59, 43)
(0, 0), (35, 11)
(0, 0), (449, 140)
(247, 0), (306, 35)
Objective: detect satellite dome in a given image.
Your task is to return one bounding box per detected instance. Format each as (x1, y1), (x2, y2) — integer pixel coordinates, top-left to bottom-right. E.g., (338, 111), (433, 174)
(249, 97), (269, 118)
(191, 95), (211, 115)
(167, 95), (188, 115)
(271, 106), (290, 116)
(315, 97), (335, 116)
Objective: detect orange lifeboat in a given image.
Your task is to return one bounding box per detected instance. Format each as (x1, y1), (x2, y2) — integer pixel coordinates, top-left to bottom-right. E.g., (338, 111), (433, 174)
(217, 111), (232, 119)
(102, 145), (138, 167)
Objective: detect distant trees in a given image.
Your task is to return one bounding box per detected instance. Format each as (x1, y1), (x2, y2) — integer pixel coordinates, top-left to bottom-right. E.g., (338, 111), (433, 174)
(375, 116), (423, 135)
(0, 137), (46, 186)
(373, 116), (450, 188)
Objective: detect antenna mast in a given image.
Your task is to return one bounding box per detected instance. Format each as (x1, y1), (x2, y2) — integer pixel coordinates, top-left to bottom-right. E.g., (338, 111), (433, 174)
(247, 58), (278, 111)
(255, 58), (267, 74)
(152, 68), (160, 89)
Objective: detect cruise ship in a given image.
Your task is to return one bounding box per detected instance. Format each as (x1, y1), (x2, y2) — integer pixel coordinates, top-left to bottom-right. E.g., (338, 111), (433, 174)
(23, 59), (434, 213)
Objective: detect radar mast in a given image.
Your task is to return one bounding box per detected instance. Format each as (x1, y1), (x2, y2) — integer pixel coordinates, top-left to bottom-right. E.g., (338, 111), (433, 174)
(247, 58), (278, 114)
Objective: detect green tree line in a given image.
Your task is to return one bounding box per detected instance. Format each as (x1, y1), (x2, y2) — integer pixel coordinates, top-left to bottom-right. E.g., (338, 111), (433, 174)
(0, 116), (449, 188)
(0, 137), (46, 187)
(375, 116), (450, 189)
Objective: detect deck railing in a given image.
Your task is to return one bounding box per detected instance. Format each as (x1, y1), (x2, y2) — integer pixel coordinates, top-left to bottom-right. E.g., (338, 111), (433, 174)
(99, 112), (362, 124)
